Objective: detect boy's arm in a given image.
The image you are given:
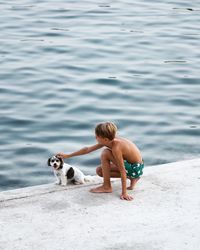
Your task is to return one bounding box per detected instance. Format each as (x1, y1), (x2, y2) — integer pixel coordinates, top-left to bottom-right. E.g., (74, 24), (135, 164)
(57, 143), (104, 159)
(112, 146), (133, 201)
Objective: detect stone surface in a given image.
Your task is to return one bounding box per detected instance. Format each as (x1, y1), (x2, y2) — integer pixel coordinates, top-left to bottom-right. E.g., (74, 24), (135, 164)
(0, 159), (200, 250)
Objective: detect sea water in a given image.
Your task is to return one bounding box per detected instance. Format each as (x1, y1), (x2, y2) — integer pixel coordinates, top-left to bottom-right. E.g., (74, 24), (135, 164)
(0, 0), (200, 191)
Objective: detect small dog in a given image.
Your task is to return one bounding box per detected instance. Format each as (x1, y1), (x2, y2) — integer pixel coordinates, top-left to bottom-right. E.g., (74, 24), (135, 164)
(47, 155), (91, 186)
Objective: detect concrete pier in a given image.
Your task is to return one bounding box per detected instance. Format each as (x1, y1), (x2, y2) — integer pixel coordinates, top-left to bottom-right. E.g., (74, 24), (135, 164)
(0, 158), (200, 250)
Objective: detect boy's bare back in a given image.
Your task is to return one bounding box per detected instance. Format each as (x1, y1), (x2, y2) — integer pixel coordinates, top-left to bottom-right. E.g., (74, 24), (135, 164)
(111, 137), (142, 164)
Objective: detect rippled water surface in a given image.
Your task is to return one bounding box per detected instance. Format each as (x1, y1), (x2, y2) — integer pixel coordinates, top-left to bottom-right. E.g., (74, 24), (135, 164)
(0, 0), (200, 191)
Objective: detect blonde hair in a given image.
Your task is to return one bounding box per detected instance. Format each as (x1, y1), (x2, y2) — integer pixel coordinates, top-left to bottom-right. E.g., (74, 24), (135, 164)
(95, 122), (117, 140)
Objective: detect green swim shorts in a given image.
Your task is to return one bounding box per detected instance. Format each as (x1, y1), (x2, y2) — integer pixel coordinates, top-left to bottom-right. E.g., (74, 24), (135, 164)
(124, 160), (144, 179)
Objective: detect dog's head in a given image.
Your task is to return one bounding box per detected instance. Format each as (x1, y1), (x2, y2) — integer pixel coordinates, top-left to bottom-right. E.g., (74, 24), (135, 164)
(47, 156), (64, 170)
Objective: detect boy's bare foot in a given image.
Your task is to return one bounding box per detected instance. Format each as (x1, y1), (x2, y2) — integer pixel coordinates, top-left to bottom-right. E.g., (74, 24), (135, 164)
(90, 185), (112, 193)
(127, 178), (140, 190)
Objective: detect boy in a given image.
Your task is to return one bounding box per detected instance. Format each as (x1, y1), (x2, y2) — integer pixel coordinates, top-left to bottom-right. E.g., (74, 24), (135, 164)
(57, 122), (144, 201)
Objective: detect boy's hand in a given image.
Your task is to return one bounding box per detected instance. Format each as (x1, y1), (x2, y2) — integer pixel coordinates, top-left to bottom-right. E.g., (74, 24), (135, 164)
(120, 193), (133, 201)
(56, 153), (68, 159)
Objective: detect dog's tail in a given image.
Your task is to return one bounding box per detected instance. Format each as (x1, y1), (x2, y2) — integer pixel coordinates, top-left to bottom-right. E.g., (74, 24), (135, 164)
(84, 175), (102, 183)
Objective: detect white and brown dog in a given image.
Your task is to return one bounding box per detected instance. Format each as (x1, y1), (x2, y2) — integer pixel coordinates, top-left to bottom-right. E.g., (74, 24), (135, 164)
(47, 155), (93, 186)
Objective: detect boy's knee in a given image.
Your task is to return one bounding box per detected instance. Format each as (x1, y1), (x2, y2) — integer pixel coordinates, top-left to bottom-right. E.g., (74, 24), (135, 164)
(101, 148), (111, 159)
(96, 166), (103, 177)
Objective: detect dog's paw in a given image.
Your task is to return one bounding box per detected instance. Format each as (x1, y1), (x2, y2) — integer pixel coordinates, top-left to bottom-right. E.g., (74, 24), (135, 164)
(54, 181), (61, 185)
(61, 183), (67, 186)
(74, 181), (84, 185)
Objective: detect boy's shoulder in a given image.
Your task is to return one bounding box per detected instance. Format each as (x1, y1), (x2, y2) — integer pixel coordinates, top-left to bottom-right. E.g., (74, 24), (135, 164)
(114, 137), (126, 144)
(113, 137), (133, 149)
(112, 138), (124, 148)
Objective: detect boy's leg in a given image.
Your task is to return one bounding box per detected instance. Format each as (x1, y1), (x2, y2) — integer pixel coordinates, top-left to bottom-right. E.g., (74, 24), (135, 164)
(90, 149), (120, 193)
(127, 178), (140, 190)
(96, 163), (121, 178)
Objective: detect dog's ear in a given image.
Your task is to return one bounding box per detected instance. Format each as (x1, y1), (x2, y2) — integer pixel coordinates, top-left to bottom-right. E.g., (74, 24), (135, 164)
(66, 167), (74, 179)
(47, 158), (51, 166)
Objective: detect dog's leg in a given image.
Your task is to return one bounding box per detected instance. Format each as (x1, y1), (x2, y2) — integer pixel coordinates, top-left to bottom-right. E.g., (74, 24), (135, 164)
(73, 178), (85, 185)
(54, 172), (61, 185)
(61, 174), (67, 186)
(74, 172), (85, 185)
